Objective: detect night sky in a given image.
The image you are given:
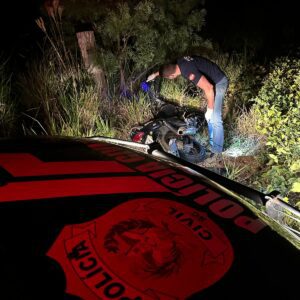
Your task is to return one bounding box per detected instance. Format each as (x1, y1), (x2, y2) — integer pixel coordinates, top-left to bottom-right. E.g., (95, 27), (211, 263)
(1, 0), (299, 60)
(205, 0), (300, 57)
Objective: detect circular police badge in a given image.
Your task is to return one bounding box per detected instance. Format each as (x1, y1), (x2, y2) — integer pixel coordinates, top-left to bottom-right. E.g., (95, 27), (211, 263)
(48, 198), (234, 299)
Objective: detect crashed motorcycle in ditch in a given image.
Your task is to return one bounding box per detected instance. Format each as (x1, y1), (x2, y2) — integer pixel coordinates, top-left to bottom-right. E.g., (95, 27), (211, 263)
(130, 81), (206, 164)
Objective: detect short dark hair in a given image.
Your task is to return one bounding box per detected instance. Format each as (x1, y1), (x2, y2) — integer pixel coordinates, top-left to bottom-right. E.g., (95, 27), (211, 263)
(159, 64), (177, 78)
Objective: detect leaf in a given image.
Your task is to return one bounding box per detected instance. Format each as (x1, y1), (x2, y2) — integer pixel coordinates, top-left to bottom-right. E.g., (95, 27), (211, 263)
(269, 153), (278, 163)
(291, 181), (300, 193)
(291, 161), (300, 172)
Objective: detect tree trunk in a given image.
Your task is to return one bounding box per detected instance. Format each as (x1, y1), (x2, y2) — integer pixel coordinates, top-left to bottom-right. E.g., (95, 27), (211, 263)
(76, 31), (107, 98)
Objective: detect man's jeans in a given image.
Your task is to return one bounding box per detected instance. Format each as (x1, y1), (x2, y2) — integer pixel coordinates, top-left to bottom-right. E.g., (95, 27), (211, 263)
(208, 77), (228, 153)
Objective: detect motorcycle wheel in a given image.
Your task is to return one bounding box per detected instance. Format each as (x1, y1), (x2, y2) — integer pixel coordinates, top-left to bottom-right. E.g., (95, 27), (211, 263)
(177, 136), (206, 164)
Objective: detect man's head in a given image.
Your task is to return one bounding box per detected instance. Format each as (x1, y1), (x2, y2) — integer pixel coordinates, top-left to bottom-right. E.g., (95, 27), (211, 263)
(159, 64), (180, 79)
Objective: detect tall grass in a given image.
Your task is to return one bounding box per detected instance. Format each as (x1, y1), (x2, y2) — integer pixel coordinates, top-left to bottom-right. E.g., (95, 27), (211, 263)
(0, 62), (15, 136)
(160, 77), (203, 109)
(223, 158), (247, 182)
(19, 52), (112, 137)
(115, 94), (153, 139)
(234, 106), (264, 141)
(19, 15), (117, 138)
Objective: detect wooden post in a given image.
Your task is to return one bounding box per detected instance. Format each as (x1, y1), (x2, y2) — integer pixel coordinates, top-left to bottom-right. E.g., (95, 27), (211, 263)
(76, 31), (107, 98)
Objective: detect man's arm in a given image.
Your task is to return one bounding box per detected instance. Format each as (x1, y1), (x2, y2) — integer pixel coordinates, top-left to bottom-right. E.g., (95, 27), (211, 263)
(196, 75), (215, 109)
(146, 71), (160, 82)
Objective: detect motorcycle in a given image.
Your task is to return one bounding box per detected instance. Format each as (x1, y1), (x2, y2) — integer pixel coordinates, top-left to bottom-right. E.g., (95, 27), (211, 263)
(130, 80), (206, 163)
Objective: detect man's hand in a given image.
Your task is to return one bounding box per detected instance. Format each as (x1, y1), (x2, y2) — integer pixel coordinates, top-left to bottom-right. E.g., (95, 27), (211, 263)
(146, 72), (159, 82)
(205, 108), (213, 122)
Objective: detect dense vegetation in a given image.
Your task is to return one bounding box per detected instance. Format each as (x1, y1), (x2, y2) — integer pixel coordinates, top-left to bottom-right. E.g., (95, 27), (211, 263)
(0, 0), (299, 208)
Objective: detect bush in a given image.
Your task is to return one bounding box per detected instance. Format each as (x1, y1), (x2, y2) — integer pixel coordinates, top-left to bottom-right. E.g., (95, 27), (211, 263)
(254, 57), (300, 197)
(95, 0), (208, 94)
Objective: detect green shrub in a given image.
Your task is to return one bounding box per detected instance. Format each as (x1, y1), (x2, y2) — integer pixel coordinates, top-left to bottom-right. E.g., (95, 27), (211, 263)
(95, 0), (208, 94)
(254, 57), (300, 197)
